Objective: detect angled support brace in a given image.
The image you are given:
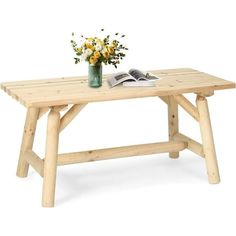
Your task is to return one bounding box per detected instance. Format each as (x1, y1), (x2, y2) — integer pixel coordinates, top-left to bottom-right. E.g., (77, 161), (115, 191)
(25, 150), (44, 177)
(38, 107), (49, 120)
(173, 132), (204, 157)
(59, 103), (87, 132)
(173, 94), (199, 121)
(158, 96), (168, 104)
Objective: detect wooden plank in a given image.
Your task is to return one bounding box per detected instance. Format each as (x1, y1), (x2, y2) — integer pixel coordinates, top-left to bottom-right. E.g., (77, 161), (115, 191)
(25, 150), (44, 177)
(2, 68), (196, 95)
(16, 108), (39, 177)
(196, 95), (220, 184)
(168, 96), (179, 158)
(1, 76), (86, 89)
(173, 94), (199, 121)
(6, 72), (226, 97)
(15, 75), (233, 100)
(57, 141), (187, 166)
(0, 68), (195, 88)
(24, 81), (234, 108)
(60, 104), (87, 132)
(1, 70), (223, 98)
(4, 71), (201, 94)
(1, 68), (235, 108)
(173, 133), (204, 157)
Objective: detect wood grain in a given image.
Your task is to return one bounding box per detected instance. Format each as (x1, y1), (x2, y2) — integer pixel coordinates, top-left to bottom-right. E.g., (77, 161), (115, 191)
(16, 107), (39, 177)
(42, 109), (60, 207)
(25, 150), (44, 177)
(174, 94), (199, 121)
(168, 96), (179, 158)
(1, 68), (235, 107)
(173, 132), (204, 157)
(57, 141), (187, 166)
(196, 95), (220, 184)
(60, 104), (87, 132)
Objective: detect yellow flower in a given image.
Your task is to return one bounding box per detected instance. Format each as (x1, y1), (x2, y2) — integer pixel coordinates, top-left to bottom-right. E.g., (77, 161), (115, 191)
(111, 40), (118, 48)
(94, 51), (101, 59)
(85, 43), (95, 51)
(96, 38), (104, 46)
(89, 56), (97, 65)
(108, 46), (114, 54)
(87, 37), (94, 42)
(102, 51), (110, 59)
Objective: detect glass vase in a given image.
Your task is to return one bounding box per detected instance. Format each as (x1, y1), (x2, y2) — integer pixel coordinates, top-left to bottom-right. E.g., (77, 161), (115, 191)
(88, 63), (102, 87)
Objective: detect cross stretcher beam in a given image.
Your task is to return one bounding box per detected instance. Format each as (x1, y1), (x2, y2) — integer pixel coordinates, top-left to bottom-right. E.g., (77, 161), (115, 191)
(57, 141), (187, 166)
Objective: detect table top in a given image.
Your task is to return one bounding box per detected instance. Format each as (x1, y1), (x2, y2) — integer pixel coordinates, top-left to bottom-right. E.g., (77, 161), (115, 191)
(1, 68), (235, 108)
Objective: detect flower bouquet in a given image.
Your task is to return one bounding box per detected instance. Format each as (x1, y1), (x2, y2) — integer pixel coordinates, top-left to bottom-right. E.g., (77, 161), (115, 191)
(71, 29), (128, 87)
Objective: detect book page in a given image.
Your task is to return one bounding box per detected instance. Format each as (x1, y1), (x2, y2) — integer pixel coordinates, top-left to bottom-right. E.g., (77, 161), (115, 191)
(129, 69), (160, 81)
(128, 69), (147, 81)
(107, 72), (135, 87)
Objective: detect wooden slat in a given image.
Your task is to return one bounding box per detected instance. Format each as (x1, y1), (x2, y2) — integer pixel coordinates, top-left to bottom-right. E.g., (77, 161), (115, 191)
(1, 68), (235, 108)
(25, 150), (44, 177)
(57, 141), (187, 165)
(173, 133), (204, 157)
(6, 72), (225, 97)
(13, 75), (234, 100)
(4, 71), (201, 93)
(173, 94), (199, 121)
(1, 76), (85, 89)
(25, 84), (234, 108)
(0, 69), (216, 98)
(0, 68), (195, 88)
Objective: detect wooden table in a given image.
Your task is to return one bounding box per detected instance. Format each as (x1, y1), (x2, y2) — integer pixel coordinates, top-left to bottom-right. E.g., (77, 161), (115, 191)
(1, 68), (235, 207)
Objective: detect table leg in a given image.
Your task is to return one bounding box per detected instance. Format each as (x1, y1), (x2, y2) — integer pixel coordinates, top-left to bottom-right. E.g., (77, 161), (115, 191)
(42, 109), (60, 207)
(196, 95), (220, 184)
(168, 96), (179, 158)
(17, 107), (39, 177)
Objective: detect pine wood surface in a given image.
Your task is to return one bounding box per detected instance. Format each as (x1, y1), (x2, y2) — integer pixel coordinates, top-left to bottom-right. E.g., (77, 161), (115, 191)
(1, 67), (235, 206)
(1, 68), (235, 107)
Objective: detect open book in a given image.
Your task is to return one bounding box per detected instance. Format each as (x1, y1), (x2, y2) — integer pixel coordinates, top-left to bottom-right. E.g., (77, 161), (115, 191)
(107, 69), (160, 87)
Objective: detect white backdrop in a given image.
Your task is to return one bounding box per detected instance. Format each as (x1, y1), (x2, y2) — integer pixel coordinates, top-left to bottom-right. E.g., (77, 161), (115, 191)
(0, 0), (236, 235)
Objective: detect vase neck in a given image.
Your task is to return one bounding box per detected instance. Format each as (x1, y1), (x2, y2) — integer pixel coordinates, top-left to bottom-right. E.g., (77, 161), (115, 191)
(89, 63), (102, 67)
